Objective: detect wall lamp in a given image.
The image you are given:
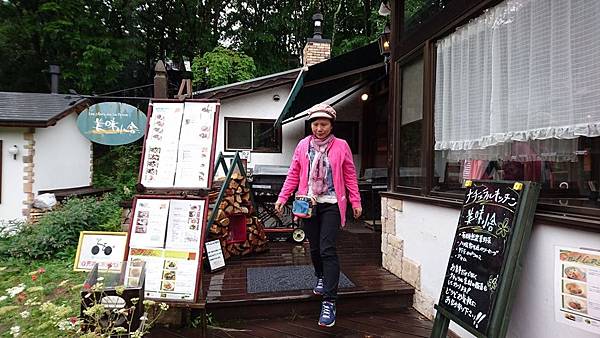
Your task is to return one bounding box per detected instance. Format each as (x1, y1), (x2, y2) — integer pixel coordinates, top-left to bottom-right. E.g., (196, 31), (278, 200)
(8, 145), (19, 160)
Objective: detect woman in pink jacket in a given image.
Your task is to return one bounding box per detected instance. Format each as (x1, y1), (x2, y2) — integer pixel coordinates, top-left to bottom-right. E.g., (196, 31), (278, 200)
(275, 103), (362, 328)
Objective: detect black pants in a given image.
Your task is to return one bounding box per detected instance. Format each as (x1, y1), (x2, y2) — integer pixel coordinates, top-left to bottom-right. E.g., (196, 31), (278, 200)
(303, 202), (341, 301)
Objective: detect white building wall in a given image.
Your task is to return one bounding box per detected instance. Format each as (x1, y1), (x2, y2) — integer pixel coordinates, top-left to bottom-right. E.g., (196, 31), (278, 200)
(0, 128), (27, 221)
(33, 113), (92, 193)
(217, 84), (364, 171)
(386, 199), (600, 338)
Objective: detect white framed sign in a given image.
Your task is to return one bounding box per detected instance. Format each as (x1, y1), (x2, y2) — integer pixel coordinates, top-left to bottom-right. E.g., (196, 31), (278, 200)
(205, 240), (225, 272)
(555, 246), (600, 334)
(73, 231), (127, 272)
(140, 101), (219, 189)
(124, 196), (209, 302)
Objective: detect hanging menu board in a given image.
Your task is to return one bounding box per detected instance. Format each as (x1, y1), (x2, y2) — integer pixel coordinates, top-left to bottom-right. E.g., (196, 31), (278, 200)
(124, 196), (208, 302)
(432, 180), (539, 338)
(140, 100), (219, 189)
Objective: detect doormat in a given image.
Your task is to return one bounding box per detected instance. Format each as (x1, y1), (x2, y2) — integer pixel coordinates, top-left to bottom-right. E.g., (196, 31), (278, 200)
(246, 265), (355, 294)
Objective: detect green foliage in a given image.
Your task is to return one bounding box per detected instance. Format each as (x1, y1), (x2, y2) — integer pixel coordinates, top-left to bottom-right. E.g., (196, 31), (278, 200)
(0, 195), (122, 260)
(192, 47), (257, 88)
(1, 0), (387, 94)
(93, 144), (141, 201)
(0, 256), (85, 337)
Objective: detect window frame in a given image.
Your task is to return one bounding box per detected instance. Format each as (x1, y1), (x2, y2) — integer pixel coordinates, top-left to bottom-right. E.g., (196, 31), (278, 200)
(388, 0), (600, 224)
(224, 117), (282, 153)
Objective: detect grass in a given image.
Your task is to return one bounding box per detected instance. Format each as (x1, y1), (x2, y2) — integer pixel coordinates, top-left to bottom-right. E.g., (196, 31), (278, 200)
(0, 251), (87, 337)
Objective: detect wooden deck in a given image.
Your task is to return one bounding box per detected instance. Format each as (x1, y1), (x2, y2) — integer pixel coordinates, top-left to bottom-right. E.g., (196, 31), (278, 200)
(151, 308), (434, 337)
(201, 220), (414, 319)
(149, 221), (439, 337)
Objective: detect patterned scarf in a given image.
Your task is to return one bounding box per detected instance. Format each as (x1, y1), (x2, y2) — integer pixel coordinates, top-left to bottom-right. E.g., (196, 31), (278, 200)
(310, 134), (335, 196)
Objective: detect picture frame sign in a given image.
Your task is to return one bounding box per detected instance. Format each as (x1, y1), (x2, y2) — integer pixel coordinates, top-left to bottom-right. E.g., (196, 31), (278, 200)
(140, 101), (219, 189)
(431, 180), (539, 338)
(124, 196), (208, 302)
(73, 231), (128, 272)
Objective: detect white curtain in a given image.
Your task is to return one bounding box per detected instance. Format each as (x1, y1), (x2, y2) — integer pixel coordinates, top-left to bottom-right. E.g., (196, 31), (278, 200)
(434, 0), (600, 157)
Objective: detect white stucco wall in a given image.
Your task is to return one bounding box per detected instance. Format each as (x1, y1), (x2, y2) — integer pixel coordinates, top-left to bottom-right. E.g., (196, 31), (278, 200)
(392, 200), (600, 338)
(33, 113), (92, 193)
(0, 128), (27, 221)
(217, 84), (364, 171)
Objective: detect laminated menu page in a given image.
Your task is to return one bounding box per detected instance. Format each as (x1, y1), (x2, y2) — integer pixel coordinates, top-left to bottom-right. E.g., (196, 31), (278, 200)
(128, 198), (170, 248)
(140, 102), (184, 187)
(174, 102), (218, 188)
(164, 199), (206, 251)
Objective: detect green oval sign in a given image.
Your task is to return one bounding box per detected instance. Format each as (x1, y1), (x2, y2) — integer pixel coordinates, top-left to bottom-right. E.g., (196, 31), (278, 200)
(77, 102), (147, 145)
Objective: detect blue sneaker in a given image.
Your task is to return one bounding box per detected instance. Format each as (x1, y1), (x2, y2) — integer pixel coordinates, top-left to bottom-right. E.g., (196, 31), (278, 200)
(318, 301), (336, 327)
(313, 278), (324, 295)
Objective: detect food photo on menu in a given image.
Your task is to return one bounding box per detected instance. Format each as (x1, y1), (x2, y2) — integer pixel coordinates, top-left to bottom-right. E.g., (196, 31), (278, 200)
(564, 265), (587, 282)
(563, 295), (588, 314)
(563, 280), (587, 298)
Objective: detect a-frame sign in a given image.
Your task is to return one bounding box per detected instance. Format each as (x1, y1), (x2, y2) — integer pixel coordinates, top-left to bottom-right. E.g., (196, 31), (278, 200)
(431, 180), (540, 338)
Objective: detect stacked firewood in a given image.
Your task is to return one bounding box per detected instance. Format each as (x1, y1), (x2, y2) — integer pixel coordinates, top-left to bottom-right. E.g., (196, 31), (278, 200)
(208, 172), (268, 259)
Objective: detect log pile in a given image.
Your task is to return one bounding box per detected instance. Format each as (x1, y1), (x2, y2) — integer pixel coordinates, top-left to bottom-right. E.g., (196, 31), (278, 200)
(207, 172), (267, 259)
(28, 207), (53, 224)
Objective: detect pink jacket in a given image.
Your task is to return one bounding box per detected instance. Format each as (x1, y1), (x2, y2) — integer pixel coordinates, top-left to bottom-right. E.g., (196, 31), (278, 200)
(277, 136), (361, 227)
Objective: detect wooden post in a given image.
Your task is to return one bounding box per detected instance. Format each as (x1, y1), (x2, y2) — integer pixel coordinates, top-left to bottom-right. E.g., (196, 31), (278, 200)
(176, 78), (192, 100)
(153, 61), (168, 98)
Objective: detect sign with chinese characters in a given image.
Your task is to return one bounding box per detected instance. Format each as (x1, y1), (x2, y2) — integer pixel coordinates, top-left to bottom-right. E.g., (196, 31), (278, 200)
(73, 231), (128, 272)
(139, 101), (219, 189)
(124, 196), (208, 302)
(555, 246), (600, 334)
(432, 180), (539, 338)
(77, 102), (147, 145)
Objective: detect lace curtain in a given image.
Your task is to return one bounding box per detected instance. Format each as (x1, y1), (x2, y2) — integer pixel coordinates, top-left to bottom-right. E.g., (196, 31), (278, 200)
(434, 0), (600, 160)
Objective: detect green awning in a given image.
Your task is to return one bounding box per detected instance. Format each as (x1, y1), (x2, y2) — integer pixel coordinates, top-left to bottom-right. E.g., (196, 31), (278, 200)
(274, 41), (385, 127)
(274, 68), (307, 126)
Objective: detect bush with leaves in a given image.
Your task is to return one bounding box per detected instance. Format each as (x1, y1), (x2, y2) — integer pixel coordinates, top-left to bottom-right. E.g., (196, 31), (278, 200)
(93, 143), (142, 201)
(0, 195), (122, 260)
(191, 46), (257, 88)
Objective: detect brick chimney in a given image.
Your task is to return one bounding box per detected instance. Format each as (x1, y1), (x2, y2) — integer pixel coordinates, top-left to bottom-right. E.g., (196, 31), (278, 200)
(302, 12), (331, 67)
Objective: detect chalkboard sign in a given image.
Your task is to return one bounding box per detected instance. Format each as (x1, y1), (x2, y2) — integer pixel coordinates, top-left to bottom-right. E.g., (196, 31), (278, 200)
(431, 180), (539, 338)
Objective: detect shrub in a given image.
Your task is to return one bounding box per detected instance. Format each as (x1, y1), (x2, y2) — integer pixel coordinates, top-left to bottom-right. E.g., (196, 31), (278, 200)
(0, 195), (122, 259)
(93, 144), (141, 201)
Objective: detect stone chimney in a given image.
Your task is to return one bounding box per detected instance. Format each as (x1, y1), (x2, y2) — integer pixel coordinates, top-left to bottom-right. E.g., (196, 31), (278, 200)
(49, 65), (60, 94)
(302, 12), (331, 67)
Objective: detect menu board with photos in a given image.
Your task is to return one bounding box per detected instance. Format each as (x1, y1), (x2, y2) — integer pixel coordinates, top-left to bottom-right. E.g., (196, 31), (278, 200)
(554, 247), (600, 335)
(125, 197), (208, 302)
(140, 100), (219, 189)
(432, 180), (539, 338)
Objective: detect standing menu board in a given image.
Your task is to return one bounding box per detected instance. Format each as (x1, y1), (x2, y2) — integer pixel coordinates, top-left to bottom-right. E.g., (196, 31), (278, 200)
(140, 101), (219, 189)
(124, 196), (208, 302)
(431, 180), (539, 338)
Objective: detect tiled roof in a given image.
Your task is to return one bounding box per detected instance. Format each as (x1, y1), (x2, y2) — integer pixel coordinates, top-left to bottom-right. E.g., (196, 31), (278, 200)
(193, 68), (301, 100)
(0, 92), (90, 127)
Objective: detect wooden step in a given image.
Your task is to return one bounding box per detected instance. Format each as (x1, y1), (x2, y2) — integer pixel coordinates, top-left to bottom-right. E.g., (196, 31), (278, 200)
(205, 287), (414, 320)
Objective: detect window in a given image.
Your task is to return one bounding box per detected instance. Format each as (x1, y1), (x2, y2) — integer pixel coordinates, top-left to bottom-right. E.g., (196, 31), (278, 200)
(304, 121), (360, 154)
(431, 0), (600, 212)
(225, 118), (281, 153)
(397, 57), (424, 188)
(404, 0), (453, 34)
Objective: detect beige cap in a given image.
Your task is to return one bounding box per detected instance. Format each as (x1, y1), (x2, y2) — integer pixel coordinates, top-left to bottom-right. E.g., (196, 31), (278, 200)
(307, 103), (337, 121)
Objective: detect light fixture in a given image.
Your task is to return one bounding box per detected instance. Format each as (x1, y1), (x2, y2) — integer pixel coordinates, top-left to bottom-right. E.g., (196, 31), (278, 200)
(378, 24), (391, 56)
(378, 1), (391, 16)
(312, 12), (324, 39)
(273, 94), (280, 102)
(8, 145), (19, 160)
(361, 93), (369, 101)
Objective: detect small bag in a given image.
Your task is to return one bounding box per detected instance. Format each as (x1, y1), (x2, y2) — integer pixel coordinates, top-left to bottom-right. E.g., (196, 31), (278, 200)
(292, 195), (314, 219)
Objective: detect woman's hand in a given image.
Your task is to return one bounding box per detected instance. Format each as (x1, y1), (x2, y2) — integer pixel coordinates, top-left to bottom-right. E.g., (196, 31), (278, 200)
(353, 207), (362, 219)
(274, 201), (284, 215)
